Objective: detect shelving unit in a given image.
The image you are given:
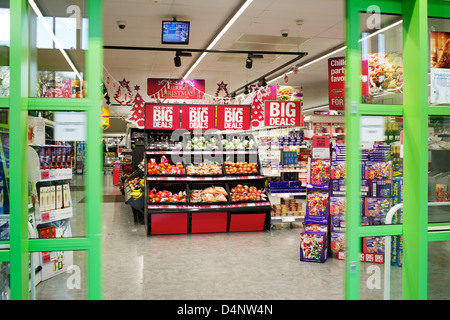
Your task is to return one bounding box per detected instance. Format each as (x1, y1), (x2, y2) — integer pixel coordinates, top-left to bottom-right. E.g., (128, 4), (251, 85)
(144, 133), (272, 235)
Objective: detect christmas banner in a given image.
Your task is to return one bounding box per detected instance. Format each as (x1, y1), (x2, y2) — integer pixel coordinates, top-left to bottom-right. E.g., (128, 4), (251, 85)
(264, 100), (302, 127)
(181, 105), (216, 130)
(250, 85), (277, 128)
(328, 57), (345, 111)
(216, 105), (251, 130)
(147, 78), (205, 100)
(145, 104), (181, 130)
(127, 85), (145, 128)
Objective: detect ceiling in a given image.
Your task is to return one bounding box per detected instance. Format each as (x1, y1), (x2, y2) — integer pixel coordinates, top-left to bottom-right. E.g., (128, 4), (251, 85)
(102, 0), (346, 111)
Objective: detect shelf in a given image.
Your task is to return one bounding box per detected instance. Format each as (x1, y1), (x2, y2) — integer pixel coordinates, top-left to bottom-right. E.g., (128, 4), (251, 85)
(146, 175), (265, 181)
(39, 168), (72, 181)
(271, 215), (305, 223)
(146, 150), (258, 155)
(270, 192), (306, 197)
(147, 201), (272, 211)
(35, 207), (73, 225)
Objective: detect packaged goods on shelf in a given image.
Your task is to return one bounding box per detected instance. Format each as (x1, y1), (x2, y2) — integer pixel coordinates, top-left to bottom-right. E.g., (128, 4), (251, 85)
(190, 185), (229, 203)
(330, 232), (345, 253)
(363, 236), (385, 255)
(305, 187), (329, 225)
(300, 231), (328, 263)
(187, 161), (223, 176)
(310, 159), (330, 185)
(147, 155), (185, 175)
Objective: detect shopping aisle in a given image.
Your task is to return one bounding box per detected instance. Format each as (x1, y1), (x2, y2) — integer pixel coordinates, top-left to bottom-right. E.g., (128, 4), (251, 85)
(35, 173), (409, 300)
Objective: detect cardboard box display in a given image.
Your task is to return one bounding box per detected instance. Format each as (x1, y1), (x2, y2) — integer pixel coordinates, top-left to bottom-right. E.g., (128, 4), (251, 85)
(56, 185), (63, 209)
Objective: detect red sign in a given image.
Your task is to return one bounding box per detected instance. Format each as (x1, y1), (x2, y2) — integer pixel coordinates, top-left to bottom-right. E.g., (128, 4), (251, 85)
(216, 105), (251, 130)
(312, 135), (330, 148)
(264, 101), (302, 127)
(181, 105), (215, 130)
(328, 57), (345, 110)
(147, 78), (205, 100)
(145, 104), (180, 130)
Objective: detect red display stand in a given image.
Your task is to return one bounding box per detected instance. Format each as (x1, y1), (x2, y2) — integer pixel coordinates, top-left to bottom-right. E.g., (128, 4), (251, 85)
(191, 212), (227, 233)
(113, 162), (121, 185)
(151, 213), (188, 235)
(229, 213), (266, 232)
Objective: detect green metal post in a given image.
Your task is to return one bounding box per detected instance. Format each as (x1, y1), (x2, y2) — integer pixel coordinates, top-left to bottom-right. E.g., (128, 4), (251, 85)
(402, 0), (429, 300)
(345, 0), (362, 300)
(8, 0), (29, 300)
(85, 0), (104, 300)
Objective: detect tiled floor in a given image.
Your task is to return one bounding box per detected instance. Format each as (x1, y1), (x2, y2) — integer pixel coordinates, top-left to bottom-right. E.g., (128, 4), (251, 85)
(34, 174), (449, 300)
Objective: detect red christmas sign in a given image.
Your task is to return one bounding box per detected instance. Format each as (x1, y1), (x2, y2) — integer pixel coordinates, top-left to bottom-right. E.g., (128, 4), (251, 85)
(216, 105), (250, 130)
(328, 57), (345, 111)
(264, 100), (302, 127)
(147, 78), (205, 100)
(145, 104), (181, 130)
(181, 105), (215, 130)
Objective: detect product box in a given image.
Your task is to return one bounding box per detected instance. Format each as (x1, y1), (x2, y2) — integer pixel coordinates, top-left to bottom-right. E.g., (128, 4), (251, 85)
(392, 177), (403, 224)
(56, 185), (63, 209)
(305, 189), (329, 225)
(330, 232), (345, 252)
(305, 224), (328, 232)
(330, 197), (346, 215)
(300, 231), (328, 263)
(331, 161), (346, 179)
(363, 236), (385, 254)
(370, 180), (392, 198)
(330, 214), (345, 232)
(364, 197), (392, 217)
(310, 159), (330, 185)
(39, 186), (48, 211)
(63, 184), (70, 208)
(49, 185), (56, 211)
(329, 179), (369, 197)
(364, 161), (393, 180)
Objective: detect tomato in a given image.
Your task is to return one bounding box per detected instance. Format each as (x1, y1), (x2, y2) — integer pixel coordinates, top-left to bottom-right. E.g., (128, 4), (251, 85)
(154, 197), (160, 202)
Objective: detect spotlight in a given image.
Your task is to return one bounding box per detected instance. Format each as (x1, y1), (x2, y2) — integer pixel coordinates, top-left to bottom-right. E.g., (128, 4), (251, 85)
(174, 54), (181, 67)
(244, 86), (249, 94)
(261, 78), (267, 87)
(246, 56), (253, 69)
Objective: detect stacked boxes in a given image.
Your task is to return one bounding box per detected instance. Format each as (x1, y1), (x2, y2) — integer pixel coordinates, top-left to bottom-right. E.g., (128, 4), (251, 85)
(271, 199), (303, 217)
(38, 183), (70, 212)
(36, 146), (73, 170)
(391, 177), (403, 267)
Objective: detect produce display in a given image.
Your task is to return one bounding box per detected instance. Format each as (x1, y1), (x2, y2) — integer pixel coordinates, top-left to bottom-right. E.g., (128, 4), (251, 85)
(224, 161), (258, 174)
(147, 156), (185, 175)
(185, 136), (219, 150)
(128, 177), (144, 200)
(221, 137), (256, 150)
(230, 184), (266, 202)
(148, 188), (187, 203)
(186, 160), (222, 175)
(190, 186), (228, 203)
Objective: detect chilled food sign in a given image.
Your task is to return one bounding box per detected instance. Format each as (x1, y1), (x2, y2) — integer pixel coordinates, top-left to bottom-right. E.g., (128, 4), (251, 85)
(264, 100), (301, 127)
(181, 105), (215, 130)
(216, 105), (251, 130)
(145, 104), (181, 130)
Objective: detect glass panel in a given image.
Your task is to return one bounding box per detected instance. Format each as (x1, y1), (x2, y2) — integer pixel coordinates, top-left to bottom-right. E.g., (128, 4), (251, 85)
(28, 111), (86, 238)
(429, 17), (450, 106)
(428, 116), (450, 223)
(0, 110), (9, 241)
(33, 250), (86, 300)
(0, 2), (9, 97)
(360, 13), (403, 105)
(428, 241), (450, 299)
(0, 260), (9, 300)
(29, 0), (87, 98)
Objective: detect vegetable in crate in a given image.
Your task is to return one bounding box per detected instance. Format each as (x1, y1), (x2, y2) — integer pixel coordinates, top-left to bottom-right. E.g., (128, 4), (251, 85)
(186, 136), (219, 150)
(230, 184), (266, 202)
(190, 186), (228, 203)
(225, 161), (258, 174)
(222, 137), (256, 150)
(148, 188), (187, 203)
(186, 160), (222, 175)
(147, 155), (184, 175)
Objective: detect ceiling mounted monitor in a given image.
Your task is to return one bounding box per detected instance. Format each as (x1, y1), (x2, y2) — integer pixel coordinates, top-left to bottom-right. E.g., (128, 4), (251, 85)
(162, 20), (190, 45)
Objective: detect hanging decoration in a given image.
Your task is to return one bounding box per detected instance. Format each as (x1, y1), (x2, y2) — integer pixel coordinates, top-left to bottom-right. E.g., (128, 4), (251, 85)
(126, 85), (145, 128)
(113, 78), (133, 106)
(215, 81), (230, 100)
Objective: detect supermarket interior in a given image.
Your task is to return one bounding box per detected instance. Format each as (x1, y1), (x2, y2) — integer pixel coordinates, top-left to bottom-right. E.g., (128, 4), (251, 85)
(1, 0), (450, 301)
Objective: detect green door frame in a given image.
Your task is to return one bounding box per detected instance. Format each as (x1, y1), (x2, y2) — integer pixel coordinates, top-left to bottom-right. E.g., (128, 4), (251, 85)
(345, 0), (450, 300)
(0, 0), (103, 300)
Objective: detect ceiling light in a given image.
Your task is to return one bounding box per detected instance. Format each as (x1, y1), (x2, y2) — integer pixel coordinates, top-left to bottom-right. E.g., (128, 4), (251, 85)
(174, 54), (181, 67)
(182, 0), (254, 79)
(246, 56), (253, 69)
(261, 78), (267, 87)
(244, 86), (249, 95)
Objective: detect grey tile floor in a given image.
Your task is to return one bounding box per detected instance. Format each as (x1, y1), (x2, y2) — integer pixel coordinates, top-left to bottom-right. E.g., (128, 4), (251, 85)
(34, 174), (450, 300)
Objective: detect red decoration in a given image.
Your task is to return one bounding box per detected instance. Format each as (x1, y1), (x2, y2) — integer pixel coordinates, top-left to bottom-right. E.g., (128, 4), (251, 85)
(215, 81), (230, 98)
(114, 78), (133, 106)
(127, 86), (145, 128)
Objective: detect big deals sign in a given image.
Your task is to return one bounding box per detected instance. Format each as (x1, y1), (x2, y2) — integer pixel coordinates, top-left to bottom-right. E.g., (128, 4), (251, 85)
(216, 105), (251, 130)
(145, 104), (180, 130)
(264, 101), (302, 127)
(181, 105), (216, 130)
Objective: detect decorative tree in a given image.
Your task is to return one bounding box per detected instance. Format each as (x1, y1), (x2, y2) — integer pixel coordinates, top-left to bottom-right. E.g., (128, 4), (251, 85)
(114, 78), (133, 106)
(126, 85), (145, 128)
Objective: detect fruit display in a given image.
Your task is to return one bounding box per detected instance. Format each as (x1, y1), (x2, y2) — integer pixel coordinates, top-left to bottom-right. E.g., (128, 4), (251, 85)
(221, 137), (256, 150)
(225, 161), (258, 175)
(148, 188), (187, 203)
(190, 186), (228, 203)
(147, 156), (185, 175)
(185, 136), (219, 150)
(128, 177), (145, 200)
(186, 160), (222, 175)
(230, 184), (267, 202)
